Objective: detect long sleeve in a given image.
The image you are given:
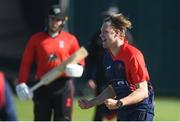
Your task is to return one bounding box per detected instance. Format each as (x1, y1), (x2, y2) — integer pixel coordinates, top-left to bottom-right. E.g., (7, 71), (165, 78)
(18, 37), (36, 83)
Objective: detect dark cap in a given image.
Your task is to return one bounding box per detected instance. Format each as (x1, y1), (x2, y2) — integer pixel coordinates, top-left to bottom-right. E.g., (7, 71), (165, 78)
(48, 5), (65, 20)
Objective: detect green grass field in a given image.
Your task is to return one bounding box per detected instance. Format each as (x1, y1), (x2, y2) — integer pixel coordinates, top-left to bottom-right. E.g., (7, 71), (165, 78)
(15, 96), (180, 121)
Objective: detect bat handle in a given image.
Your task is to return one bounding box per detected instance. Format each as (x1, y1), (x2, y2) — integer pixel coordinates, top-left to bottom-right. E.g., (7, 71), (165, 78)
(29, 81), (44, 92)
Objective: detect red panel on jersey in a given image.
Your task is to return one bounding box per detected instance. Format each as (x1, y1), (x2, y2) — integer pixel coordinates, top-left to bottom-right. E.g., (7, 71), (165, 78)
(113, 41), (150, 91)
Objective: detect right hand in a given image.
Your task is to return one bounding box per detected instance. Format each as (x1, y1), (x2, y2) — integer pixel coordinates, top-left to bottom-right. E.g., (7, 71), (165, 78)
(16, 83), (33, 101)
(65, 64), (84, 77)
(78, 98), (92, 109)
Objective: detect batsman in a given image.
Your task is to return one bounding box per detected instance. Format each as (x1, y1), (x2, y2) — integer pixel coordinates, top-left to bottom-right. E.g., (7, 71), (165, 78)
(16, 5), (85, 121)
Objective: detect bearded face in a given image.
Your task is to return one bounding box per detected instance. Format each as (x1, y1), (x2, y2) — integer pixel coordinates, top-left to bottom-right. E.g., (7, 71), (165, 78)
(48, 16), (64, 33)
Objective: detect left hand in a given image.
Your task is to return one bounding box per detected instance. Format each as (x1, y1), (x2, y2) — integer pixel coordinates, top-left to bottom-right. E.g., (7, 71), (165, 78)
(65, 64), (84, 77)
(104, 98), (119, 110)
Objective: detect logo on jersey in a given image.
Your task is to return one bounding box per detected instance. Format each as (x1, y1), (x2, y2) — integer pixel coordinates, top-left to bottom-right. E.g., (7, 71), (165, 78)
(117, 80), (125, 85)
(58, 41), (64, 48)
(105, 60), (126, 80)
(48, 54), (61, 62)
(106, 66), (111, 70)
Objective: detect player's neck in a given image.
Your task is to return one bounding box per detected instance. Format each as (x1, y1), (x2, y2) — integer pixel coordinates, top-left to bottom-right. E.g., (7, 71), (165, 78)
(48, 31), (59, 38)
(110, 39), (124, 56)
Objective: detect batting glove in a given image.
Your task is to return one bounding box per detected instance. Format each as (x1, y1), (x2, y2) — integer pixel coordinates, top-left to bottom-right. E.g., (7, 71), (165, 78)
(16, 83), (33, 101)
(65, 64), (84, 77)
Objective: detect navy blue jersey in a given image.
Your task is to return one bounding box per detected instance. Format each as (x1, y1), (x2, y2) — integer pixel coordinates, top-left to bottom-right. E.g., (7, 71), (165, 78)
(104, 52), (131, 99)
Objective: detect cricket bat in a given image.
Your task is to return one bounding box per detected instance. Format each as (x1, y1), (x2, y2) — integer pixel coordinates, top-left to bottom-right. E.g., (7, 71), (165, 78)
(30, 47), (88, 92)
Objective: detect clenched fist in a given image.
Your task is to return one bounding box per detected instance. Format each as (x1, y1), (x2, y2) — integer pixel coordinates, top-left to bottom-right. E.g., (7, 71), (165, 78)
(78, 98), (92, 109)
(104, 98), (119, 110)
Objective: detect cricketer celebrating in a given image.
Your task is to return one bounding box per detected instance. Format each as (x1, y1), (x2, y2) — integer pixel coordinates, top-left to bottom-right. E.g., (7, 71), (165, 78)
(16, 5), (84, 121)
(78, 13), (154, 121)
